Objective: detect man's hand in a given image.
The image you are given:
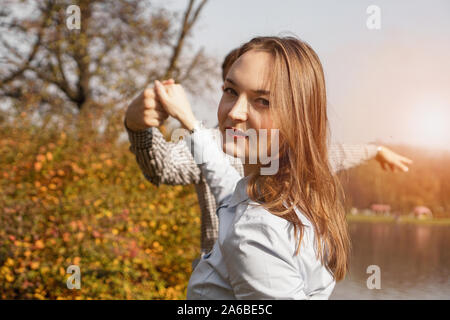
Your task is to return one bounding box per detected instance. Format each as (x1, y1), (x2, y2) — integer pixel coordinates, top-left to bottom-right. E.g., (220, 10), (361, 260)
(375, 146), (413, 172)
(125, 79), (174, 132)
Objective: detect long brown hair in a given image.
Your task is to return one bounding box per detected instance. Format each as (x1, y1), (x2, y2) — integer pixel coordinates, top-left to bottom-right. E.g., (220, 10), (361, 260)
(231, 36), (350, 281)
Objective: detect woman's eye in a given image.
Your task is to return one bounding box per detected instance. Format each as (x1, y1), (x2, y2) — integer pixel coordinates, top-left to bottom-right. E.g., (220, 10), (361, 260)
(223, 87), (237, 96)
(255, 98), (270, 107)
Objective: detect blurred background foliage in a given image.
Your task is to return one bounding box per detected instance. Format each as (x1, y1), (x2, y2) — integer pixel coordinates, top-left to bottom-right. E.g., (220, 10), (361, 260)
(340, 145), (450, 218)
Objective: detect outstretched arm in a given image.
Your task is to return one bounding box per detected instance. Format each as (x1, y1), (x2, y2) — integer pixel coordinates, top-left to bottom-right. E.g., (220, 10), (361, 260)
(329, 143), (412, 173)
(329, 143), (378, 173)
(125, 121), (202, 186)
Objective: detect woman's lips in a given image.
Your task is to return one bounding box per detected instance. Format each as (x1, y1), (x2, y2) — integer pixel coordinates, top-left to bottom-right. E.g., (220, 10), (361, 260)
(225, 127), (248, 139)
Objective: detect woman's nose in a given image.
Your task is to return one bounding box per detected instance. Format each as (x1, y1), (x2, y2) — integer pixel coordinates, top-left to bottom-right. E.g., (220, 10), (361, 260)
(228, 96), (248, 121)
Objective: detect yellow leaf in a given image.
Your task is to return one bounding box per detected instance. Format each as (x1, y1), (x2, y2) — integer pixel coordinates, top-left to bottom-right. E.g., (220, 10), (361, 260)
(5, 274), (14, 282)
(41, 266), (50, 274)
(34, 293), (45, 300)
(93, 199), (102, 207)
(140, 221), (148, 228)
(15, 267), (25, 273)
(5, 258), (14, 267)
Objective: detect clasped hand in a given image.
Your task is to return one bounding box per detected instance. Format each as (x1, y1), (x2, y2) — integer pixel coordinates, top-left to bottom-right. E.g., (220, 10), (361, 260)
(125, 79), (197, 132)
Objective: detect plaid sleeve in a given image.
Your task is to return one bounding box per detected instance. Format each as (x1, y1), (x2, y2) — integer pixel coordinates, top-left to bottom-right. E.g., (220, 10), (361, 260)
(124, 118), (202, 186)
(329, 143), (378, 173)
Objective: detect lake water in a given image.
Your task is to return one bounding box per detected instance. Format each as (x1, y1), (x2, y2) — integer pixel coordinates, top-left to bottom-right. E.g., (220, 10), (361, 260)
(330, 221), (450, 300)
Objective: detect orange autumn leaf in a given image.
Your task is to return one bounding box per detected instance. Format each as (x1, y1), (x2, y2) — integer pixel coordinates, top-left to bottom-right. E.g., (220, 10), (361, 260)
(34, 162), (42, 171)
(35, 240), (45, 249)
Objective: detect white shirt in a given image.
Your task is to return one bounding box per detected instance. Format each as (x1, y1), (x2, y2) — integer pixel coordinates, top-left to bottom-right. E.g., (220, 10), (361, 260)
(185, 127), (335, 300)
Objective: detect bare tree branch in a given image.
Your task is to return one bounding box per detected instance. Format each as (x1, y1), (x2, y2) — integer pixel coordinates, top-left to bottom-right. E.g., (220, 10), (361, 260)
(1, 0), (216, 135)
(28, 65), (77, 102)
(164, 0), (208, 80)
(0, 1), (54, 86)
(178, 47), (204, 82)
(187, 0), (208, 30)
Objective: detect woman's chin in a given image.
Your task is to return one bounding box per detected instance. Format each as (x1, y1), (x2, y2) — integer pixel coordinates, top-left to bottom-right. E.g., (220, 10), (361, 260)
(222, 142), (246, 160)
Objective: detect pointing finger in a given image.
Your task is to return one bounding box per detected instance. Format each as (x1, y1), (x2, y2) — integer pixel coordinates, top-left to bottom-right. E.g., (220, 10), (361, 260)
(399, 161), (410, 172)
(401, 156), (413, 164)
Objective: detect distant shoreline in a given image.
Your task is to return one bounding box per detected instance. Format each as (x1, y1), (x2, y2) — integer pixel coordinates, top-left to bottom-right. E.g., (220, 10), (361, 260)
(346, 214), (450, 226)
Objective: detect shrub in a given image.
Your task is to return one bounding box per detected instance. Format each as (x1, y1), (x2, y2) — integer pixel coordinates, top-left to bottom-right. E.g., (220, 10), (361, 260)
(0, 115), (200, 299)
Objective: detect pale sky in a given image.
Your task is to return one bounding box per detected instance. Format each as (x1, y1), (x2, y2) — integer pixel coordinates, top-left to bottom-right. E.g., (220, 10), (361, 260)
(161, 0), (450, 151)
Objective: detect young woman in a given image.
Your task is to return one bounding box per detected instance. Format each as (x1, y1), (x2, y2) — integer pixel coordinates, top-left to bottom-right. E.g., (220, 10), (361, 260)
(153, 36), (350, 299)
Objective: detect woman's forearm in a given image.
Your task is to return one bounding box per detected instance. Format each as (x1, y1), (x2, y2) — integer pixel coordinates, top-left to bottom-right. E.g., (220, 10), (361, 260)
(187, 126), (242, 207)
(329, 143), (378, 173)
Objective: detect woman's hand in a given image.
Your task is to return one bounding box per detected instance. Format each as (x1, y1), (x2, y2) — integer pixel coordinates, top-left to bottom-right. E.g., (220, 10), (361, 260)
(375, 146), (413, 172)
(125, 79), (174, 131)
(154, 80), (198, 131)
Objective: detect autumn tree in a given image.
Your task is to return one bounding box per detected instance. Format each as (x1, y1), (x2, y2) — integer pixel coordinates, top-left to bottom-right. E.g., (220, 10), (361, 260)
(0, 0), (217, 139)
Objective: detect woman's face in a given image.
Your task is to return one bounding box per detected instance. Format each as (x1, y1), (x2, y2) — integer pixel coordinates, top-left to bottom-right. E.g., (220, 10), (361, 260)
(218, 49), (277, 163)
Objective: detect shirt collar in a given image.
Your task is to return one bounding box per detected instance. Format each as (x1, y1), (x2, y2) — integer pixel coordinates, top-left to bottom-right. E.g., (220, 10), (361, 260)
(227, 175), (252, 208)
